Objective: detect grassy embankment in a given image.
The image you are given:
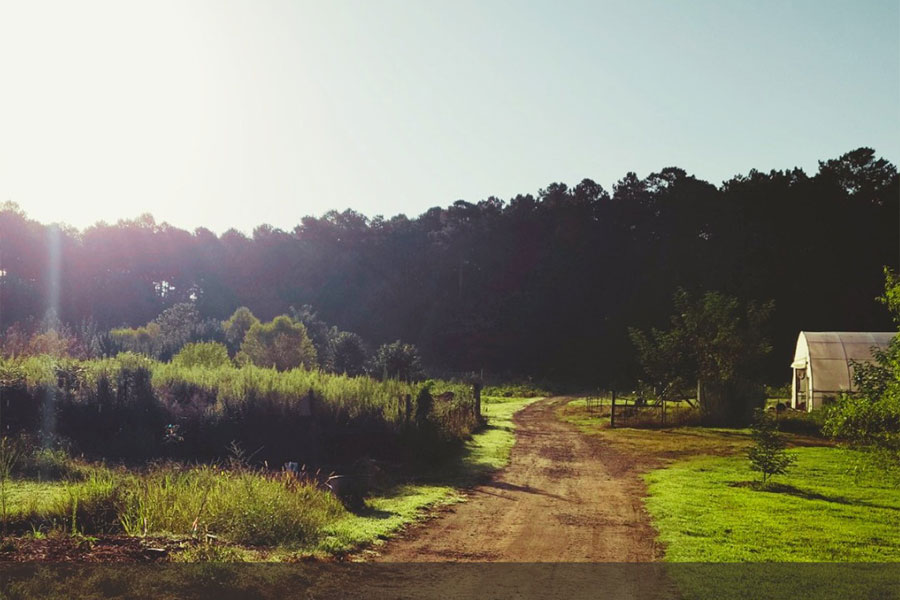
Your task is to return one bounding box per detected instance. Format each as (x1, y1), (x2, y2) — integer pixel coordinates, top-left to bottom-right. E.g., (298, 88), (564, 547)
(558, 398), (900, 562)
(0, 396), (540, 560)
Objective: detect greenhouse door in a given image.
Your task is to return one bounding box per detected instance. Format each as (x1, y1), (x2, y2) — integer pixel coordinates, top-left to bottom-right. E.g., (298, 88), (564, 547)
(794, 367), (808, 409)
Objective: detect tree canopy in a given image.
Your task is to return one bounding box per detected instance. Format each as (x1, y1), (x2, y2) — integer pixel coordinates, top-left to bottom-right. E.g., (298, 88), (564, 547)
(1, 148), (896, 385)
(238, 316), (317, 371)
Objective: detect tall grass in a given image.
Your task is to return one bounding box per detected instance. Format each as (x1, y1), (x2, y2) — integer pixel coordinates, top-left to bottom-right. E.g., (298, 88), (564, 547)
(116, 465), (346, 546)
(0, 354), (479, 466)
(39, 464), (346, 546)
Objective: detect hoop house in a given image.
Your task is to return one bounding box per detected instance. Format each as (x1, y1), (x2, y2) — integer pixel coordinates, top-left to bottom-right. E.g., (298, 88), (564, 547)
(790, 331), (897, 411)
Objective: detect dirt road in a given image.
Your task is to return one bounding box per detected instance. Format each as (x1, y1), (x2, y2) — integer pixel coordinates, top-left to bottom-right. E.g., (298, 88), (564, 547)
(372, 397), (661, 563)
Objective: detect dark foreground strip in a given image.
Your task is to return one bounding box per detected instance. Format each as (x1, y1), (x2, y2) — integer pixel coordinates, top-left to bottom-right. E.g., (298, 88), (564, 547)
(0, 563), (897, 600)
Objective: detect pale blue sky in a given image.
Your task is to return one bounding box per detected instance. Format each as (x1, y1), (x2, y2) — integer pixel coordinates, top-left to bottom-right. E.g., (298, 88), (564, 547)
(1, 0), (897, 233)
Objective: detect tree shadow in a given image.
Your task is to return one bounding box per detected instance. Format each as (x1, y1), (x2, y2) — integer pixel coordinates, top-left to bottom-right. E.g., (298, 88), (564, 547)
(734, 481), (900, 512)
(478, 480), (571, 502)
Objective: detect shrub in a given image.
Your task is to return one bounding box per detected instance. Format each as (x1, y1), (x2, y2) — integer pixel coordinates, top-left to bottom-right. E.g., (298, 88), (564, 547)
(223, 307), (259, 356)
(239, 316), (317, 371)
(824, 269), (900, 471)
(332, 332), (367, 377)
(371, 341), (424, 382)
(172, 342), (231, 369)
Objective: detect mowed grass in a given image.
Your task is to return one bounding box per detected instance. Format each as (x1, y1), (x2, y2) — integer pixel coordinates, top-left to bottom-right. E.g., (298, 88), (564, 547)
(645, 448), (900, 562)
(312, 396), (541, 556)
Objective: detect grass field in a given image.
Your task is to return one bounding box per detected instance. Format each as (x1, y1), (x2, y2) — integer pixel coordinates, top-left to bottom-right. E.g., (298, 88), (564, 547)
(645, 448), (900, 562)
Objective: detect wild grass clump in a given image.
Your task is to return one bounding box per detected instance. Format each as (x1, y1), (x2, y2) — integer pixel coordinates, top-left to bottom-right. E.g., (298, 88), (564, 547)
(53, 471), (124, 535)
(26, 464), (346, 546)
(118, 465), (346, 546)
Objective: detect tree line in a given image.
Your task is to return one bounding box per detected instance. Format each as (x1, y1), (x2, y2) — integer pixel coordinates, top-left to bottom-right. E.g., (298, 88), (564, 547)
(1, 147), (896, 386)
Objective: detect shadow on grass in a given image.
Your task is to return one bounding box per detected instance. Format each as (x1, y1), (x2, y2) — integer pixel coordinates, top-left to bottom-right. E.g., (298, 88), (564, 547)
(351, 506), (395, 520)
(730, 481), (900, 512)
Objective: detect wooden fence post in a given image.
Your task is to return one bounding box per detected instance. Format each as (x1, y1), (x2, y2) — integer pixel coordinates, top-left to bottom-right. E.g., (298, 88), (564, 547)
(473, 382), (482, 419)
(610, 390), (616, 428)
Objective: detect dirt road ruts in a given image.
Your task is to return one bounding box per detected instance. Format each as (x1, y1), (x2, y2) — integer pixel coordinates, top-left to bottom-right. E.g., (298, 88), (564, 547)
(372, 397), (661, 562)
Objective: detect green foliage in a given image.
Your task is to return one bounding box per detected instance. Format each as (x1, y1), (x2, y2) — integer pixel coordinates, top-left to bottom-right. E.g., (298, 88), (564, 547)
(765, 383), (791, 399)
(239, 316), (317, 371)
(117, 465), (345, 546)
(109, 303), (224, 360)
(0, 353), (478, 464)
(110, 323), (163, 357)
(288, 305), (337, 371)
(879, 267), (900, 317)
(13, 443), (90, 481)
(824, 269), (900, 470)
(172, 342), (231, 369)
(371, 340), (423, 382)
(747, 411), (796, 484)
(0, 437), (20, 533)
(629, 288), (773, 423)
(773, 409), (825, 437)
(482, 382), (552, 398)
(222, 307), (259, 356)
(332, 331), (367, 376)
(9, 464), (344, 545)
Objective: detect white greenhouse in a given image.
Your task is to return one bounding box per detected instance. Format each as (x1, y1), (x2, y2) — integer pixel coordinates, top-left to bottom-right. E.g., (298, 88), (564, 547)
(790, 331), (897, 411)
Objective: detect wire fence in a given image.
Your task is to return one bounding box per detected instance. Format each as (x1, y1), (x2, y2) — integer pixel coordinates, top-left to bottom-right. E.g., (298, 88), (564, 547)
(584, 392), (699, 428)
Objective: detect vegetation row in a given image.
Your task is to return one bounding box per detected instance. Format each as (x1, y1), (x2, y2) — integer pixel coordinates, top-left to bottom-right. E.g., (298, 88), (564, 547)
(0, 353), (479, 468)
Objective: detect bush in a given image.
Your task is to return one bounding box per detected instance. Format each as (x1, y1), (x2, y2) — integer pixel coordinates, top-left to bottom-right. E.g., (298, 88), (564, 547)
(223, 307), (259, 356)
(371, 341), (423, 382)
(172, 342), (231, 369)
(332, 332), (367, 377)
(239, 316), (317, 371)
(774, 409), (824, 437)
(824, 269), (900, 470)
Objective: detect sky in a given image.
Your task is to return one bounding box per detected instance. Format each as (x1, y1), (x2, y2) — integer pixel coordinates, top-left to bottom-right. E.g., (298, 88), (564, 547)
(0, 0), (898, 234)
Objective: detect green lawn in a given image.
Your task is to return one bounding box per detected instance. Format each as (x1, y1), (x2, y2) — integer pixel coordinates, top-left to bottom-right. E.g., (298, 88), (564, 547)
(645, 447), (900, 562)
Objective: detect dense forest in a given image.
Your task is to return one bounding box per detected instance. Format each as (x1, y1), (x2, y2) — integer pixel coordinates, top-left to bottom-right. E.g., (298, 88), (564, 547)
(1, 147), (897, 386)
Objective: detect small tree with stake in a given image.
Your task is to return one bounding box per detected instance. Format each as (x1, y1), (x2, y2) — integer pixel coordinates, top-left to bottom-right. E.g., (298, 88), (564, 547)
(748, 410), (796, 485)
